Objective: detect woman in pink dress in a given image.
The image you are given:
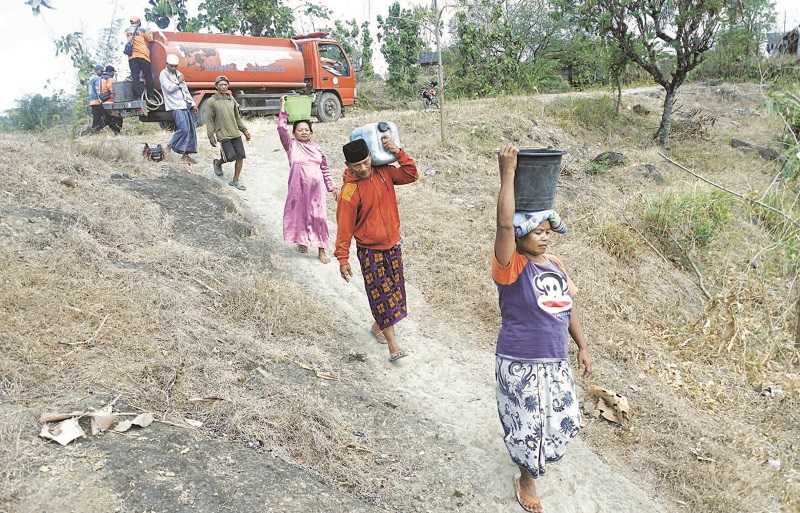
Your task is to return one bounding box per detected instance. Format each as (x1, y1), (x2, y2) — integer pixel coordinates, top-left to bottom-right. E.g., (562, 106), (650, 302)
(277, 96), (339, 263)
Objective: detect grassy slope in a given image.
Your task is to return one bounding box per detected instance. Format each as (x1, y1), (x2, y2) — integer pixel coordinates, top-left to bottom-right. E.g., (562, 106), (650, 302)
(311, 83), (799, 513)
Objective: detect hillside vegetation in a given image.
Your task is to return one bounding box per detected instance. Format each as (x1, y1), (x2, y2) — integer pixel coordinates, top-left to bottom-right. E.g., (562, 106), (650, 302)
(0, 83), (797, 513)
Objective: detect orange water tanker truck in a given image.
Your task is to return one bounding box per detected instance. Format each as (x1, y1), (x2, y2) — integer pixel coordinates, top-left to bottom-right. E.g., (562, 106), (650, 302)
(105, 31), (357, 125)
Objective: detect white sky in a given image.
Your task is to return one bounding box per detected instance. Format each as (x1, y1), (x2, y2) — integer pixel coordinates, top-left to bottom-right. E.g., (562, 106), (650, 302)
(1, 0), (799, 111)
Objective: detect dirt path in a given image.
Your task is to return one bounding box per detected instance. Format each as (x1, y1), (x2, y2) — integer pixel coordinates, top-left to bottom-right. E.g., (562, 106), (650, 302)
(206, 122), (673, 513)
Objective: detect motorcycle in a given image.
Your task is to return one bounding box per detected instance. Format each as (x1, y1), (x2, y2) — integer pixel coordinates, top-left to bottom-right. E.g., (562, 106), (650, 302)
(420, 84), (439, 110)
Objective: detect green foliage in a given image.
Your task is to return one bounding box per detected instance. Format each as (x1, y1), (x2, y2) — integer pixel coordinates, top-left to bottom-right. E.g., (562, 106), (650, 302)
(643, 191), (733, 249)
(377, 2), (425, 96)
(360, 22), (375, 78)
(299, 2), (332, 32)
(330, 19), (360, 61)
(694, 0), (776, 80)
(766, 88), (800, 161)
(451, 0), (567, 96)
(544, 95), (648, 139)
(192, 0), (294, 37)
(145, 0), (191, 30)
(7, 91), (75, 131)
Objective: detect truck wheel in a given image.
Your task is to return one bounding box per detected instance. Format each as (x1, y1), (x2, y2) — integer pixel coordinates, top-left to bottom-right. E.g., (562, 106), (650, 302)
(315, 92), (341, 122)
(159, 120), (176, 131)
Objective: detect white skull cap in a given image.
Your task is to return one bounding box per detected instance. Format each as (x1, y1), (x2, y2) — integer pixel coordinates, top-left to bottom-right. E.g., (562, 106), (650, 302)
(166, 54), (180, 66)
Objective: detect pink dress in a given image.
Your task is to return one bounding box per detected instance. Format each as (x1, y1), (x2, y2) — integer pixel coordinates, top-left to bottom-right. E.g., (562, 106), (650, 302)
(277, 111), (335, 248)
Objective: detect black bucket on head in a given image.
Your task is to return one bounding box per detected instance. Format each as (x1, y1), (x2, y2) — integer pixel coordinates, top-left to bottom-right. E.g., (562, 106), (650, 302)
(514, 149), (566, 212)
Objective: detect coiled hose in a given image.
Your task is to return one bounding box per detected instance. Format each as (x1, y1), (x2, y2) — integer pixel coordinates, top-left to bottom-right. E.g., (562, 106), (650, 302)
(142, 89), (164, 112)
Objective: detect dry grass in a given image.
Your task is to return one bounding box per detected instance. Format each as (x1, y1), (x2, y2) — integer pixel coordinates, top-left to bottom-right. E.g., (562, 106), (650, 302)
(312, 83), (800, 512)
(0, 130), (406, 507)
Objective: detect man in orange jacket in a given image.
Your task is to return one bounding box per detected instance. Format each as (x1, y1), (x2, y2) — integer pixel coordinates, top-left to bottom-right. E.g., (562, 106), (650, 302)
(126, 16), (155, 98)
(335, 137), (418, 362)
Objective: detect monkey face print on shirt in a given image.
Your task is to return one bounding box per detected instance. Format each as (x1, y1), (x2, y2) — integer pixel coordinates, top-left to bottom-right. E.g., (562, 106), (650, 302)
(532, 272), (573, 316)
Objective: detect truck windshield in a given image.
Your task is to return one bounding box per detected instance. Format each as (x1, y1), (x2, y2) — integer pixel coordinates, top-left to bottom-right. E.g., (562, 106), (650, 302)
(319, 44), (350, 77)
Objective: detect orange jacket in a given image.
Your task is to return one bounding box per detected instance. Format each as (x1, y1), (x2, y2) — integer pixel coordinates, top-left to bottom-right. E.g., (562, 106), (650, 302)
(100, 77), (114, 103)
(128, 30), (153, 61)
(334, 150), (418, 264)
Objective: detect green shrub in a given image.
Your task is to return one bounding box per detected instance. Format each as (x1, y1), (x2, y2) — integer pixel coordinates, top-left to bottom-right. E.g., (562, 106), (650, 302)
(642, 191), (733, 249)
(545, 95), (624, 134)
(7, 92), (75, 131)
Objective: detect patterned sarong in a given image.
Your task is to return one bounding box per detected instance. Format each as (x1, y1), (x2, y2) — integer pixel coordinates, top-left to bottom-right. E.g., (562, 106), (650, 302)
(356, 245), (408, 329)
(495, 357), (581, 478)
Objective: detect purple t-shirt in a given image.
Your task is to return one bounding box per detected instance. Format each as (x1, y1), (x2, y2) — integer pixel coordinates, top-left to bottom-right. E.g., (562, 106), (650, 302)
(492, 253), (573, 361)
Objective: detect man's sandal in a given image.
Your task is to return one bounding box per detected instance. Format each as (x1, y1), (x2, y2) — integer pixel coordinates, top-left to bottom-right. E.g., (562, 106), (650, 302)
(389, 351), (408, 362)
(228, 181), (246, 190)
(513, 477), (544, 513)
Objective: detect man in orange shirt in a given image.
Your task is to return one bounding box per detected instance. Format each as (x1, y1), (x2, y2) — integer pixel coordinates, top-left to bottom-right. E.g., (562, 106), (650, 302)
(126, 16), (155, 98)
(335, 137), (418, 362)
(99, 66), (123, 134)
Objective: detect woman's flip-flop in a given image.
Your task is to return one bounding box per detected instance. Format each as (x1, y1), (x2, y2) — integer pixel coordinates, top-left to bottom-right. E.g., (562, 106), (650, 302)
(513, 477), (544, 513)
(389, 351), (408, 362)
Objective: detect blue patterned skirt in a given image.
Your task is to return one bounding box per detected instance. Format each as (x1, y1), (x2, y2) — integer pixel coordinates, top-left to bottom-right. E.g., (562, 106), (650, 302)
(495, 356), (581, 478)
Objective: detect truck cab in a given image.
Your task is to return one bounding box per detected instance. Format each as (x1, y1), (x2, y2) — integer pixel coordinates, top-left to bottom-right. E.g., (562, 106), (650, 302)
(293, 34), (357, 122)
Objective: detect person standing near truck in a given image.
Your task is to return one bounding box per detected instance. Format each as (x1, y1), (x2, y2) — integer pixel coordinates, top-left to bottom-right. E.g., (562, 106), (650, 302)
(335, 137), (418, 362)
(87, 65), (105, 132)
(99, 66), (123, 135)
(277, 95), (338, 264)
(206, 75), (251, 190)
(125, 16), (154, 98)
(159, 54), (198, 165)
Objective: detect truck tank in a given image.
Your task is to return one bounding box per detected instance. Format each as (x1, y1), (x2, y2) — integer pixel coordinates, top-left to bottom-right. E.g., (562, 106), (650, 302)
(149, 31), (307, 89)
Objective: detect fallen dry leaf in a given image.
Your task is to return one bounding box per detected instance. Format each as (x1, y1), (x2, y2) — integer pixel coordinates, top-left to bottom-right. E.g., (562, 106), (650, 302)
(113, 413), (154, 433)
(39, 417), (86, 446)
(588, 385), (631, 424)
(89, 405), (116, 435)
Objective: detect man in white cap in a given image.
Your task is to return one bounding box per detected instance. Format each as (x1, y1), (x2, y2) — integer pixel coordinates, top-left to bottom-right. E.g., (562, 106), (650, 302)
(159, 54), (198, 164)
(125, 16), (154, 98)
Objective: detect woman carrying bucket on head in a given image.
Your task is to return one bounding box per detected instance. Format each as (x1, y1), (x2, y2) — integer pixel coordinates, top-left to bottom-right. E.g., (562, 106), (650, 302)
(277, 95), (339, 263)
(492, 144), (592, 513)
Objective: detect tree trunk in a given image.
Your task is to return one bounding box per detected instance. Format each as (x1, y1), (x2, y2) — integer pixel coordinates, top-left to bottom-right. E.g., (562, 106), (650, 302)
(657, 86), (676, 147)
(615, 76), (622, 114)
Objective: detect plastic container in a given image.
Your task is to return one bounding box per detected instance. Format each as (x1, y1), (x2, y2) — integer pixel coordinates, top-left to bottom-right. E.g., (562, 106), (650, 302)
(349, 121), (401, 165)
(514, 149), (566, 212)
(285, 95), (312, 123)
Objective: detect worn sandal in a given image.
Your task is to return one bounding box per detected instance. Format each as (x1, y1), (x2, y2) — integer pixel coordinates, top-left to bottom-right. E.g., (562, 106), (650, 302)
(389, 351), (408, 362)
(513, 477), (544, 513)
(371, 326), (388, 344)
(228, 180), (246, 190)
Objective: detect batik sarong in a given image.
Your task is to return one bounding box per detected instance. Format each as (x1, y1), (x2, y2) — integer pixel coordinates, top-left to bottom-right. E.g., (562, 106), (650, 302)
(495, 356), (581, 478)
(168, 108), (197, 155)
(356, 245), (408, 329)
